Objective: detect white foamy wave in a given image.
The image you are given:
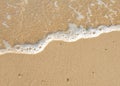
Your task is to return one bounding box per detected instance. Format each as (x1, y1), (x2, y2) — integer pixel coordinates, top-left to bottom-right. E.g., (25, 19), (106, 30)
(0, 23), (120, 55)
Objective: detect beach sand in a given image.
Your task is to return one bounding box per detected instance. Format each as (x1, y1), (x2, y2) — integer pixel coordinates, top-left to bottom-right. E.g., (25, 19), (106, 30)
(0, 31), (120, 86)
(0, 0), (120, 85)
(0, 0), (120, 47)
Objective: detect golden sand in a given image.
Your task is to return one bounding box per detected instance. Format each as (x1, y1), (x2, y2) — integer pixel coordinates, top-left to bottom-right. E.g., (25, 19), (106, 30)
(0, 0), (120, 85)
(0, 31), (120, 85)
(0, 0), (120, 48)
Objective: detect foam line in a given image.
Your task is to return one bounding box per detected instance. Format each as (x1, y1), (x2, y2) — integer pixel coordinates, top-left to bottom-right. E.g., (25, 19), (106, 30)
(0, 23), (120, 55)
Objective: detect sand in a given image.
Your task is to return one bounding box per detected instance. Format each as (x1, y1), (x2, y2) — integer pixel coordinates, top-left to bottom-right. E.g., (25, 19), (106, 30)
(0, 0), (120, 48)
(0, 0), (120, 85)
(0, 31), (120, 86)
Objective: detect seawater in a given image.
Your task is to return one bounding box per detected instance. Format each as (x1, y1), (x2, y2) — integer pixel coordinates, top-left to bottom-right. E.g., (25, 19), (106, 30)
(0, 23), (120, 55)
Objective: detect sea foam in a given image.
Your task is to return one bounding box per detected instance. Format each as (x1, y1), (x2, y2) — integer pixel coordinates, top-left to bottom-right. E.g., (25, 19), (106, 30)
(0, 23), (120, 55)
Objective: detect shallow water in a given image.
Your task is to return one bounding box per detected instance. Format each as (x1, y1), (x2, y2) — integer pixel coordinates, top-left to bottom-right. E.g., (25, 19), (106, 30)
(0, 23), (120, 55)
(0, 0), (120, 55)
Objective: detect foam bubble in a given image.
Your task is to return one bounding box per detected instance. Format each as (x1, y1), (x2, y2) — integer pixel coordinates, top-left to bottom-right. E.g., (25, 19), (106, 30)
(0, 23), (120, 55)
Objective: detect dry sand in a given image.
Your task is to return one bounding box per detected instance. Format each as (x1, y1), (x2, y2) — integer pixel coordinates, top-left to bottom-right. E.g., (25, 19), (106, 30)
(0, 31), (120, 86)
(0, 0), (120, 86)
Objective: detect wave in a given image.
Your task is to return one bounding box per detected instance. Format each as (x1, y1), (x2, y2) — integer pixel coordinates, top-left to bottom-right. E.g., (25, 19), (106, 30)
(0, 23), (120, 55)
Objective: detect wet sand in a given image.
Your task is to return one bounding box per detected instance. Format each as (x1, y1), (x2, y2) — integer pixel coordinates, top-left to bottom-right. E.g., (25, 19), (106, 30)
(0, 31), (120, 86)
(0, 0), (120, 85)
(0, 0), (120, 48)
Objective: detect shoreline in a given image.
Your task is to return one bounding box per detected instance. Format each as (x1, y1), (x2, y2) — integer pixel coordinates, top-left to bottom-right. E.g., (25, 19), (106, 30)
(0, 0), (120, 85)
(0, 31), (120, 85)
(0, 0), (120, 49)
(0, 24), (120, 55)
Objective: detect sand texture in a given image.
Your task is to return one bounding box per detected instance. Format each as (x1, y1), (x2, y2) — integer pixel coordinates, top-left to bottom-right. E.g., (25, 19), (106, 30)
(0, 32), (120, 86)
(0, 0), (120, 48)
(0, 0), (120, 86)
